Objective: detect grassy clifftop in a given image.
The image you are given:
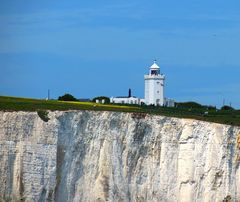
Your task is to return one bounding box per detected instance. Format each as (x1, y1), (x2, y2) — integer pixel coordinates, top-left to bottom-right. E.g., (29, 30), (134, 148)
(0, 96), (140, 112)
(0, 96), (240, 126)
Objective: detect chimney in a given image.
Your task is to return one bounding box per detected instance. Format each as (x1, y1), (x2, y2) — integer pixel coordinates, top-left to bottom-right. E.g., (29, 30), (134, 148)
(128, 88), (132, 98)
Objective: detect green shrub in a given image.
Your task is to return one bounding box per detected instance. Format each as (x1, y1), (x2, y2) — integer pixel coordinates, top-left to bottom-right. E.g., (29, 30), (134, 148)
(221, 105), (234, 111)
(58, 93), (77, 101)
(37, 110), (50, 122)
(176, 101), (203, 109)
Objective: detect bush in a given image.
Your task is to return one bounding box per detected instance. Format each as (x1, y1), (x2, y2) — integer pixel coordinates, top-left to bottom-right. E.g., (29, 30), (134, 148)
(221, 105), (234, 111)
(92, 96), (110, 104)
(37, 110), (50, 122)
(58, 93), (77, 101)
(176, 101), (203, 109)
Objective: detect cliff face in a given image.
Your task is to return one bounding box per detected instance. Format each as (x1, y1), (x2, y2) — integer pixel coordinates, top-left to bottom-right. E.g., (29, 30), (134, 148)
(0, 111), (240, 202)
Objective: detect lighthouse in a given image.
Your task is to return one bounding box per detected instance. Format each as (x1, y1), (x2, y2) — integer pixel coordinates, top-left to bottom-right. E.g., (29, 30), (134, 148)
(144, 60), (165, 106)
(110, 60), (174, 107)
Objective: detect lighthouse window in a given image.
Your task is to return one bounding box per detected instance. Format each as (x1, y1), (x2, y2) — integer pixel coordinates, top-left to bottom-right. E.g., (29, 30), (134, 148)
(157, 82), (160, 84)
(151, 70), (159, 75)
(157, 91), (159, 93)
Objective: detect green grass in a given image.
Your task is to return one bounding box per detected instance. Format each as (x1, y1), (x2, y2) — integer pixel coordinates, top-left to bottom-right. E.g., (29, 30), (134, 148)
(0, 96), (240, 126)
(0, 96), (141, 112)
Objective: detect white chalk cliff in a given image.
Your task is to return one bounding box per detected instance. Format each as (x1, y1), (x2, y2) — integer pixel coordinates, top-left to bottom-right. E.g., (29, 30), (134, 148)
(0, 111), (240, 201)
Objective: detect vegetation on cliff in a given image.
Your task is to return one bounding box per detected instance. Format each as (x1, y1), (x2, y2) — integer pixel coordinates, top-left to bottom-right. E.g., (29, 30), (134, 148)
(0, 96), (240, 126)
(0, 96), (139, 113)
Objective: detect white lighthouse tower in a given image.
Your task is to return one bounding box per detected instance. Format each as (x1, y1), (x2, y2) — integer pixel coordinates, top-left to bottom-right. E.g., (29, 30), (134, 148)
(144, 60), (165, 106)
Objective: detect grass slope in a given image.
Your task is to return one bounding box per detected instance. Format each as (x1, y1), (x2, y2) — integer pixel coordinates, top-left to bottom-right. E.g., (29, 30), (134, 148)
(0, 96), (240, 126)
(0, 96), (140, 112)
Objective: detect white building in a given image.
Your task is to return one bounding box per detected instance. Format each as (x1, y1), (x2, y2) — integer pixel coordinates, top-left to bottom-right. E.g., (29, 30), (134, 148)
(110, 96), (140, 105)
(164, 98), (175, 107)
(110, 89), (141, 105)
(144, 61), (165, 106)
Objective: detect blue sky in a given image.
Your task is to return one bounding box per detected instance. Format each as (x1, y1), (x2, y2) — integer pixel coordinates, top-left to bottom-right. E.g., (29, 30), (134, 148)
(1, 0), (240, 108)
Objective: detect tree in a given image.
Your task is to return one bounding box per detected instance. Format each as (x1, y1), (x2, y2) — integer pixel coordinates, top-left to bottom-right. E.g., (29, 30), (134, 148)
(221, 105), (234, 111)
(58, 93), (77, 101)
